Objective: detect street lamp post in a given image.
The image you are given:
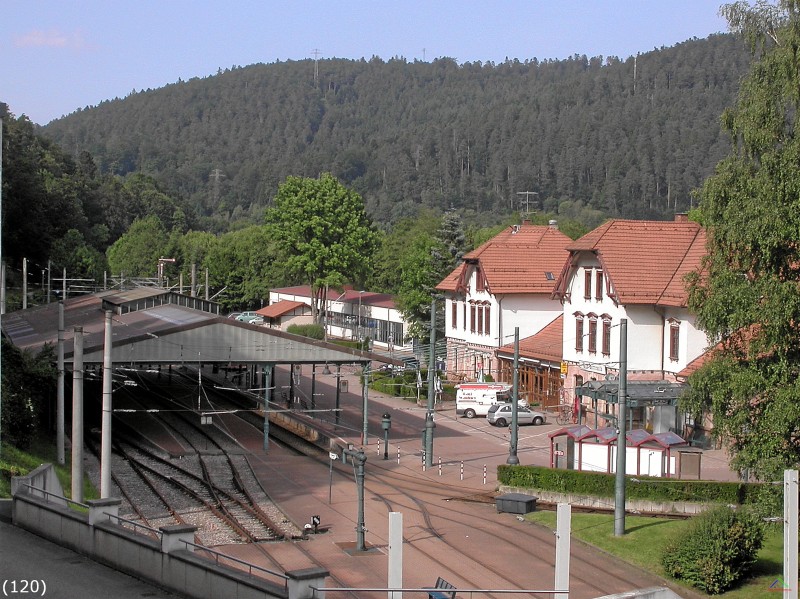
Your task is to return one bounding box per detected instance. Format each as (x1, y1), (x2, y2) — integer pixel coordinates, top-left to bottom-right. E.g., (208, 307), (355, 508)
(381, 413), (391, 460)
(357, 290), (364, 343)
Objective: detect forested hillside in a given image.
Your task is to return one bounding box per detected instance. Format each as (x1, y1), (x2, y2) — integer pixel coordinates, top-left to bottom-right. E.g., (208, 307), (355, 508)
(41, 33), (750, 228)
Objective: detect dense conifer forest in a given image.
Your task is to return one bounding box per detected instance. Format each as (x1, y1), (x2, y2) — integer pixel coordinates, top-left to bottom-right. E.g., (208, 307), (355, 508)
(40, 33), (750, 229)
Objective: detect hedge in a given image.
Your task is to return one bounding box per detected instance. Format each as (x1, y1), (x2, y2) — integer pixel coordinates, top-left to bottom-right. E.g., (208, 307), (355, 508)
(497, 464), (767, 505)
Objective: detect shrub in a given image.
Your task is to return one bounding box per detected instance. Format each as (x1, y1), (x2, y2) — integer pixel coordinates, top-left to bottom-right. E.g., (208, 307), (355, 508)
(286, 323), (325, 339)
(661, 505), (764, 594)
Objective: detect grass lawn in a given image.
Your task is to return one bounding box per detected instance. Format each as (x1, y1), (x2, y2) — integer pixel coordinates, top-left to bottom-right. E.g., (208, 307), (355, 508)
(527, 510), (784, 598)
(1, 436), (97, 501)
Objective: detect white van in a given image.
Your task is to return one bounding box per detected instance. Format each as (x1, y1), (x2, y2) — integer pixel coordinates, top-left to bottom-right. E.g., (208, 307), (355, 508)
(455, 382), (526, 418)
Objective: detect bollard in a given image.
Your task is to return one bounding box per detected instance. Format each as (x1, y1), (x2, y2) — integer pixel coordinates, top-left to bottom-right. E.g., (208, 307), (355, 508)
(438, 457), (442, 476)
(460, 461), (464, 481)
(397, 446), (400, 464)
(483, 464), (487, 485)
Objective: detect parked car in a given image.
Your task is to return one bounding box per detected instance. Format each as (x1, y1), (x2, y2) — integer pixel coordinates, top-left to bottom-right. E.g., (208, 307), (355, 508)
(235, 311), (262, 323)
(487, 403), (546, 427)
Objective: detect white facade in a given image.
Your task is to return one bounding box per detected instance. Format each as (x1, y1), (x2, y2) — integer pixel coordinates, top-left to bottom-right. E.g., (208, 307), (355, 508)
(560, 263), (709, 379)
(268, 287), (411, 351)
(443, 267), (564, 381)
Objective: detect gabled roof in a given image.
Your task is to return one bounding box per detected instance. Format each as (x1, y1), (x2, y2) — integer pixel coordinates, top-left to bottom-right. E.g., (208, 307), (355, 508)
(271, 285), (397, 309)
(1, 291), (372, 366)
(496, 315), (563, 364)
(436, 223), (572, 295)
(257, 300), (308, 318)
(552, 218), (706, 307)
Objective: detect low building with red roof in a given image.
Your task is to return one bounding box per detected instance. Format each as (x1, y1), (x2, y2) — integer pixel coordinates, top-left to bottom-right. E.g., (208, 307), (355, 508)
(268, 285), (411, 351)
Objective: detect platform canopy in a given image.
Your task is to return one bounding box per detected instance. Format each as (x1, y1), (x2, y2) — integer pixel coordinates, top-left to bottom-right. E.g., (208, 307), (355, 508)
(574, 380), (687, 407)
(1, 288), (383, 368)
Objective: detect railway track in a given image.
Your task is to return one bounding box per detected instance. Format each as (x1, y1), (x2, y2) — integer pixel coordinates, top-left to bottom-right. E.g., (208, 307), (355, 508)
(92, 367), (305, 546)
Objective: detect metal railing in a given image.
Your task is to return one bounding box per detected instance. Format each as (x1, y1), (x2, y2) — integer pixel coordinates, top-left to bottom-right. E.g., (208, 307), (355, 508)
(19, 483), (88, 510)
(180, 539), (289, 589)
(314, 587), (566, 597)
(105, 513), (162, 539)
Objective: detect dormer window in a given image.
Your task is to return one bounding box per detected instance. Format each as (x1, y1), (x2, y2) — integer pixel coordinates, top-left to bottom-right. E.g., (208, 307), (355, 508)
(584, 269), (592, 300)
(595, 270), (604, 300)
(476, 268), (486, 292)
(668, 318), (680, 361)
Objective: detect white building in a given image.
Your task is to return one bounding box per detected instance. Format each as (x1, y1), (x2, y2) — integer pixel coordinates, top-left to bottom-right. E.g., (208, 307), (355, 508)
(268, 285), (411, 352)
(551, 216), (710, 434)
(436, 221), (573, 383)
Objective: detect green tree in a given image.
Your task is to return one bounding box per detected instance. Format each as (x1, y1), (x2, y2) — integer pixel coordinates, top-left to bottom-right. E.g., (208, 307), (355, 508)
(106, 215), (169, 277)
(1, 339), (57, 449)
(205, 225), (282, 309)
(396, 230), (442, 341)
(50, 229), (109, 281)
(265, 173), (379, 321)
(684, 0), (800, 480)
(368, 209), (441, 293)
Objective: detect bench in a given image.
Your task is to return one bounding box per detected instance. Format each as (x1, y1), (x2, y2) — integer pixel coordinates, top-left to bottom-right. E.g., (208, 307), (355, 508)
(426, 576), (457, 599)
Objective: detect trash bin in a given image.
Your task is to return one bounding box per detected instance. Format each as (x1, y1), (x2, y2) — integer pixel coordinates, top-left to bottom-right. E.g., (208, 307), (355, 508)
(339, 379), (349, 393)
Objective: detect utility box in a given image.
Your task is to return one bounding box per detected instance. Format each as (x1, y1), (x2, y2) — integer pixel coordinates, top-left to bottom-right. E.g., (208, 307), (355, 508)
(339, 379), (349, 393)
(495, 493), (538, 514)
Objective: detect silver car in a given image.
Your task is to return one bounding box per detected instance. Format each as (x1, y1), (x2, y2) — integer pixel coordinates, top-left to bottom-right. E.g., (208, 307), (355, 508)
(487, 403), (546, 427)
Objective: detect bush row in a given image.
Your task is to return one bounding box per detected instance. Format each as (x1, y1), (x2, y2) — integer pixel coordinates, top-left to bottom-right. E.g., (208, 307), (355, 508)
(497, 464), (769, 505)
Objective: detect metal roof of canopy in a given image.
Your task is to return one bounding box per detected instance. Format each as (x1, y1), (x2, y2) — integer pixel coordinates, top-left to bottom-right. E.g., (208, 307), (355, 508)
(1, 291), (375, 367)
(575, 380), (687, 407)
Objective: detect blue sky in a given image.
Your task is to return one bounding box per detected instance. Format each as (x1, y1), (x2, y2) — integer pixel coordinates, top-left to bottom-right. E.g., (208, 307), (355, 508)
(2, 1), (729, 125)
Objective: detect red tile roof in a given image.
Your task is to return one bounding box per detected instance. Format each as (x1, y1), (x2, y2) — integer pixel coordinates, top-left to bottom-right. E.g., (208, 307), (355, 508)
(257, 300), (308, 318)
(436, 224), (572, 295)
(270, 286), (397, 309)
(556, 219), (706, 306)
(497, 315), (563, 364)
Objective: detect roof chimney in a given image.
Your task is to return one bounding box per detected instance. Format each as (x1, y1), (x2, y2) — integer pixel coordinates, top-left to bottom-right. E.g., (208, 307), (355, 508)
(674, 213), (688, 222)
(548, 219), (558, 229)
(522, 219), (531, 225)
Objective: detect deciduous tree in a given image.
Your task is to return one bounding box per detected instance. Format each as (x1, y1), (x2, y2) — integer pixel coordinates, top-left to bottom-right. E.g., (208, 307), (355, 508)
(265, 173), (379, 321)
(684, 0), (800, 480)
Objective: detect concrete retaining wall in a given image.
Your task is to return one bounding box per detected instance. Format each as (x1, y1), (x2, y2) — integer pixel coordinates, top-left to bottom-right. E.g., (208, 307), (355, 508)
(595, 587), (682, 599)
(499, 485), (713, 516)
(11, 477), (328, 599)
